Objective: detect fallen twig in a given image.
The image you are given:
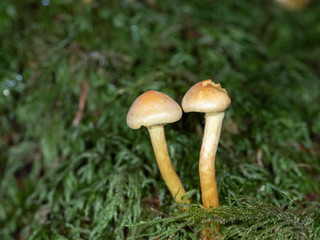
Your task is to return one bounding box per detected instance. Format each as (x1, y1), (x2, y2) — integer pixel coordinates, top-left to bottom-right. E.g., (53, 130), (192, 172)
(73, 80), (89, 126)
(150, 207), (170, 218)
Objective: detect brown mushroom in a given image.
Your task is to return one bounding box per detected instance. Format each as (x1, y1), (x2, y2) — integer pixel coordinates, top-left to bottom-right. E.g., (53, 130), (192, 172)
(274, 0), (309, 10)
(182, 80), (231, 209)
(127, 90), (188, 204)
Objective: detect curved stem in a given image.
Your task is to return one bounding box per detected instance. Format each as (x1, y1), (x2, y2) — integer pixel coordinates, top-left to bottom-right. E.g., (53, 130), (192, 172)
(148, 125), (188, 204)
(199, 112), (225, 209)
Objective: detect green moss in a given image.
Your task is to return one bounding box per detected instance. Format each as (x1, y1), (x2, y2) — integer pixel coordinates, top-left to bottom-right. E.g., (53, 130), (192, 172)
(0, 0), (319, 239)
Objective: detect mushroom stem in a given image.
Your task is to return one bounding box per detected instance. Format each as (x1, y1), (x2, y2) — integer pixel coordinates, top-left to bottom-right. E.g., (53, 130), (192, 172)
(148, 125), (187, 204)
(199, 112), (225, 209)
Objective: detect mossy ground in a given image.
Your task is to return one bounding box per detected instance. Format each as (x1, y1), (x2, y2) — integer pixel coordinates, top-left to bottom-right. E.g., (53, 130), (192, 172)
(0, 0), (319, 239)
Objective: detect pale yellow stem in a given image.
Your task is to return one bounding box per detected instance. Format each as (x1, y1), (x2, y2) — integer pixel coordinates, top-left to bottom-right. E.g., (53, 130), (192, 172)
(199, 112), (225, 209)
(148, 125), (188, 204)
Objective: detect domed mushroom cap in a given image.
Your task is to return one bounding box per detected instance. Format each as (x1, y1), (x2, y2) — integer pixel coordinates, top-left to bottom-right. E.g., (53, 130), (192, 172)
(182, 79), (231, 113)
(126, 90), (182, 129)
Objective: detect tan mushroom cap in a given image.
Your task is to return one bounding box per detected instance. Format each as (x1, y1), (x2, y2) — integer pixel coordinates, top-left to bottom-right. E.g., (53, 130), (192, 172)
(182, 79), (231, 113)
(126, 90), (182, 129)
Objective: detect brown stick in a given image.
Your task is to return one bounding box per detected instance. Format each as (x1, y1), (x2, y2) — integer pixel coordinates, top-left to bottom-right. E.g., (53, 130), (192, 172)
(150, 207), (170, 218)
(73, 80), (88, 126)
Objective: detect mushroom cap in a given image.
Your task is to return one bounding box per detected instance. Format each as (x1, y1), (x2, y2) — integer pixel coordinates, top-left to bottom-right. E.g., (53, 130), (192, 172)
(182, 79), (231, 113)
(126, 90), (182, 129)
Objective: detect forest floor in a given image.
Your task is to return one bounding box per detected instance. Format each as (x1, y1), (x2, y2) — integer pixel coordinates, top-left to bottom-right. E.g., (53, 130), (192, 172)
(0, 0), (320, 239)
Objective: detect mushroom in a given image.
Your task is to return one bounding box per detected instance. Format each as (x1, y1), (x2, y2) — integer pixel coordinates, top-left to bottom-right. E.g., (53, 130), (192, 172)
(182, 79), (231, 209)
(126, 90), (188, 204)
(274, 0), (309, 10)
